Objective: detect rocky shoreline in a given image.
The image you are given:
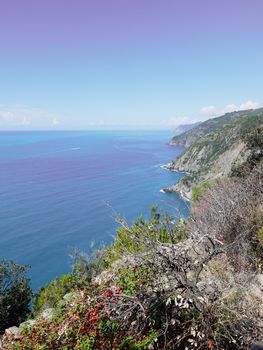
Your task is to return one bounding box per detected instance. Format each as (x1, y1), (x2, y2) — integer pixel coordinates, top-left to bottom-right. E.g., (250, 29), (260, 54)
(162, 183), (191, 201)
(160, 163), (192, 201)
(159, 109), (260, 202)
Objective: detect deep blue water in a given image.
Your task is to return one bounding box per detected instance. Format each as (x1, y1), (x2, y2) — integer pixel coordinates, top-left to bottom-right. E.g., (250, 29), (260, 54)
(0, 130), (188, 290)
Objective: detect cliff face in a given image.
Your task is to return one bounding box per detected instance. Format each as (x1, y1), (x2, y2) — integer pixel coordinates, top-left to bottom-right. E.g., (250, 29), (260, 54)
(166, 108), (263, 199)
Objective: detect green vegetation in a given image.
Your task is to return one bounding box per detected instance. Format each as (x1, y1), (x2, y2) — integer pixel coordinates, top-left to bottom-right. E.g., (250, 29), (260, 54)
(1, 110), (263, 349)
(171, 108), (263, 150)
(117, 266), (153, 296)
(33, 273), (79, 313)
(2, 176), (263, 349)
(231, 126), (263, 177)
(258, 226), (263, 248)
(170, 108), (263, 196)
(102, 205), (187, 268)
(191, 179), (212, 201)
(0, 260), (32, 333)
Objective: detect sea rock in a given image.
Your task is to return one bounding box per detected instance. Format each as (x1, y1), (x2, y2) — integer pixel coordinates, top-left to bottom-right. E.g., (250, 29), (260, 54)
(162, 183), (192, 201)
(161, 162), (177, 171)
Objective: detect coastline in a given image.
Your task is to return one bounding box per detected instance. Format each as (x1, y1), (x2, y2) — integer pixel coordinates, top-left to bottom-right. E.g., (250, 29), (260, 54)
(160, 163), (191, 175)
(160, 163), (192, 202)
(160, 163), (178, 172)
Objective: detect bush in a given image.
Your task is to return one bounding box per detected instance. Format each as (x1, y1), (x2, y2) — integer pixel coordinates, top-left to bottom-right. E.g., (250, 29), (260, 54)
(258, 226), (263, 248)
(189, 165), (263, 270)
(33, 247), (108, 315)
(2, 183), (263, 349)
(231, 127), (263, 177)
(33, 273), (78, 314)
(0, 260), (32, 333)
(192, 180), (212, 202)
(102, 206), (187, 267)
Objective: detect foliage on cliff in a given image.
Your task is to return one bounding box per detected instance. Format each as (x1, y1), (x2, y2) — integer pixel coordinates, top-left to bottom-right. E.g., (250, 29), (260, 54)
(231, 126), (263, 177)
(2, 164), (263, 350)
(1, 114), (263, 348)
(170, 108), (263, 150)
(0, 260), (32, 334)
(168, 108), (263, 199)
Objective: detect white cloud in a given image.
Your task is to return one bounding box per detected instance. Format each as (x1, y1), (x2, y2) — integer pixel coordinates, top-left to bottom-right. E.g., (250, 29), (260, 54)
(200, 105), (217, 117)
(52, 117), (60, 126)
(0, 111), (15, 120)
(239, 100), (262, 110)
(222, 104), (238, 113)
(200, 100), (263, 118)
(21, 117), (31, 125)
(161, 116), (193, 127)
(157, 99), (262, 128)
(0, 105), (61, 129)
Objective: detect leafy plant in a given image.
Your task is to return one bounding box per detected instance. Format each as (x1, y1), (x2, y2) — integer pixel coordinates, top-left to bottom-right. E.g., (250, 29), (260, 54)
(192, 179), (212, 202)
(117, 266), (152, 296)
(103, 206), (187, 267)
(117, 330), (157, 350)
(257, 226), (263, 248)
(33, 273), (78, 314)
(0, 260), (32, 333)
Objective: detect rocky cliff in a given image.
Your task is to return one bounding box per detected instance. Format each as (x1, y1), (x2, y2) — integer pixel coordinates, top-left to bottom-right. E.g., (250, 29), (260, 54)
(165, 108), (263, 200)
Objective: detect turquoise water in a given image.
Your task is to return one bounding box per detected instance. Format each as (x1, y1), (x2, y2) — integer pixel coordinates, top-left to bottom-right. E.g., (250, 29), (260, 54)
(0, 130), (188, 290)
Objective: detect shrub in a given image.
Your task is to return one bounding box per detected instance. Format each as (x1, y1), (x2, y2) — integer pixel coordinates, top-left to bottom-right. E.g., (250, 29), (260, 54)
(192, 180), (212, 202)
(2, 176), (263, 349)
(33, 247), (108, 315)
(71, 247), (107, 282)
(102, 206), (187, 267)
(189, 165), (263, 270)
(258, 226), (263, 248)
(0, 260), (32, 333)
(117, 266), (153, 296)
(33, 273), (78, 314)
(231, 127), (263, 177)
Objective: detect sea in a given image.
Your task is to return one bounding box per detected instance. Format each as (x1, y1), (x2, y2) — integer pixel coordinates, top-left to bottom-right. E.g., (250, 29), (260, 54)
(0, 130), (188, 290)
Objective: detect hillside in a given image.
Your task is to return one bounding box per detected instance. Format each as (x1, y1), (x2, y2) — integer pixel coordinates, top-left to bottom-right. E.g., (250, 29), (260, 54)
(164, 108), (263, 200)
(172, 122), (201, 134)
(1, 165), (263, 350)
(1, 109), (263, 350)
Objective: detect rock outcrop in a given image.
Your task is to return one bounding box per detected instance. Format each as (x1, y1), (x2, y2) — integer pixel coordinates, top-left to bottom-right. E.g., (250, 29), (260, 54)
(165, 108), (263, 199)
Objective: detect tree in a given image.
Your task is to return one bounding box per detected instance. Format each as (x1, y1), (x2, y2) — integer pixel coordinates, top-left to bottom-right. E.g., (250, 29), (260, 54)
(0, 260), (32, 333)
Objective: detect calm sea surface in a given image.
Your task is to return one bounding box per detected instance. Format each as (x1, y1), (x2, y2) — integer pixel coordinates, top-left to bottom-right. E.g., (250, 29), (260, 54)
(0, 130), (188, 290)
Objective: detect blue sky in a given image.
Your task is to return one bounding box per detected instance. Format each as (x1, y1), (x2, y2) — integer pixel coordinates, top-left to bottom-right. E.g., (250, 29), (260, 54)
(0, 0), (262, 130)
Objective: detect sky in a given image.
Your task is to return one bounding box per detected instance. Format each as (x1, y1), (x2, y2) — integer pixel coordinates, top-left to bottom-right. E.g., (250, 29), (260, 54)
(0, 0), (262, 130)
